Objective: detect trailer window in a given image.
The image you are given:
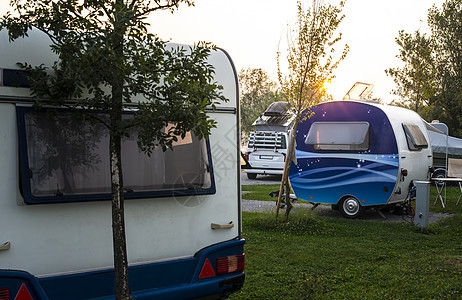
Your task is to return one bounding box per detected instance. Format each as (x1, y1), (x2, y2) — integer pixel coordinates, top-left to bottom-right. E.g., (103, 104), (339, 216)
(305, 122), (370, 151)
(402, 123), (428, 151)
(17, 108), (215, 204)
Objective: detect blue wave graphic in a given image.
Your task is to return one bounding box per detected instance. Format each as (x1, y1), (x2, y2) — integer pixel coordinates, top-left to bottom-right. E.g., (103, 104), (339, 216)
(291, 164), (397, 184)
(289, 151), (399, 205)
(291, 170), (396, 190)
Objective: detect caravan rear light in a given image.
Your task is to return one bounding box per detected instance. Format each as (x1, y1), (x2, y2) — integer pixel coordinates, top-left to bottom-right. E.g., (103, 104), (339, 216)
(13, 284), (32, 300)
(216, 254), (245, 275)
(199, 258), (216, 279)
(0, 287), (9, 300)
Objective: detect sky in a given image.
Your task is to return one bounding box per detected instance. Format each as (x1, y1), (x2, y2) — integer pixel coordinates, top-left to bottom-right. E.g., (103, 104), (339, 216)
(148, 0), (443, 103)
(0, 0), (444, 103)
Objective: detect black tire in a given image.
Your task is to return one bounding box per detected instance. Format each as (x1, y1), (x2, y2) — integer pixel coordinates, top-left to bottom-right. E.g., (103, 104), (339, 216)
(432, 169), (446, 187)
(247, 173), (257, 180)
(339, 196), (362, 219)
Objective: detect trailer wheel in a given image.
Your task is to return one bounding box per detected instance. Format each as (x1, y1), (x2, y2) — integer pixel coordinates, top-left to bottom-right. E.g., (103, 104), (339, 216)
(432, 168), (446, 187)
(339, 196), (362, 219)
(247, 173), (257, 180)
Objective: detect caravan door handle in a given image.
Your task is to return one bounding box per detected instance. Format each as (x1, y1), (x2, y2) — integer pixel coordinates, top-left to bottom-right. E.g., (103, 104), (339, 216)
(211, 221), (234, 229)
(0, 241), (10, 251)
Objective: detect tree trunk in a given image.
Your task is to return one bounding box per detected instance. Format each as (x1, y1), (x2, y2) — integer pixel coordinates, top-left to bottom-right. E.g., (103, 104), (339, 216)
(110, 126), (130, 299)
(109, 73), (131, 298)
(275, 144), (291, 218)
(275, 120), (298, 218)
(284, 178), (292, 221)
(111, 3), (130, 296)
(110, 71), (130, 298)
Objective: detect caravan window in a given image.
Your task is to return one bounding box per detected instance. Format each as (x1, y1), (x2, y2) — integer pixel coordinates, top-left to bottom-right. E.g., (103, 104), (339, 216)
(17, 108), (215, 204)
(402, 123), (428, 151)
(305, 122), (370, 151)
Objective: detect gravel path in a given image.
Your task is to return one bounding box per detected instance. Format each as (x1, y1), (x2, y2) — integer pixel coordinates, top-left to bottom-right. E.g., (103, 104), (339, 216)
(240, 172), (453, 223)
(240, 173), (282, 185)
(242, 199), (453, 224)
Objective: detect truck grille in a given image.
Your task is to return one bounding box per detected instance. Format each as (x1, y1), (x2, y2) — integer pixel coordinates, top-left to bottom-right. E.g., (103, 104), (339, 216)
(247, 132), (286, 149)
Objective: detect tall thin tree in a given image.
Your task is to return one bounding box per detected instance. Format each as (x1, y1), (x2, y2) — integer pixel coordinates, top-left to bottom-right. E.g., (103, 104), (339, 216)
(275, 0), (348, 219)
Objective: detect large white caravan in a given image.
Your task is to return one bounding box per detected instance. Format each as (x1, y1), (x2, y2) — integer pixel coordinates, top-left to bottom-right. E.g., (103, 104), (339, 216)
(0, 30), (244, 299)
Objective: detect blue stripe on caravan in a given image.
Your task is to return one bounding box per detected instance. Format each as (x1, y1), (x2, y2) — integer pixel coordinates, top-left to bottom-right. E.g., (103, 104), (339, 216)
(0, 238), (245, 300)
(294, 150), (400, 167)
(0, 270), (49, 300)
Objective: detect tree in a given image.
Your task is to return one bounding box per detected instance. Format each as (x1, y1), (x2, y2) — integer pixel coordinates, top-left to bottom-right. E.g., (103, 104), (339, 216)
(428, 0), (462, 137)
(1, 0), (226, 298)
(387, 0), (462, 137)
(385, 30), (436, 119)
(239, 68), (280, 142)
(275, 0), (348, 219)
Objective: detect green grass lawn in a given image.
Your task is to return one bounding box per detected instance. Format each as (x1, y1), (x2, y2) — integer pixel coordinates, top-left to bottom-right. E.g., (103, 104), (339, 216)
(231, 185), (462, 299)
(241, 184), (281, 201)
(242, 184), (297, 202)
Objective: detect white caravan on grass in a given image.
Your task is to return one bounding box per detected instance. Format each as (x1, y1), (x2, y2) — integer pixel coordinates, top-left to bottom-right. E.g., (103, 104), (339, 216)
(0, 30), (244, 299)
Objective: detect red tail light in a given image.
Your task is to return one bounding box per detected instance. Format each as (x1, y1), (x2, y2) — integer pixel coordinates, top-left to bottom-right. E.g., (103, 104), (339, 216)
(0, 288), (9, 300)
(216, 254), (245, 275)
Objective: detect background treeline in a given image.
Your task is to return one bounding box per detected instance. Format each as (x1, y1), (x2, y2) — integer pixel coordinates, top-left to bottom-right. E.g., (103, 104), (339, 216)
(384, 0), (462, 137)
(240, 0), (462, 139)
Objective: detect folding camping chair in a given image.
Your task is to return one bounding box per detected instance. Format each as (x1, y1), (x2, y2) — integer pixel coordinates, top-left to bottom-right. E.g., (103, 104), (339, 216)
(433, 158), (462, 207)
(448, 158), (462, 205)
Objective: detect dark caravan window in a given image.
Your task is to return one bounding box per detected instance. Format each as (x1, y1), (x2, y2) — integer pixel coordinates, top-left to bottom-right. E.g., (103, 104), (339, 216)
(305, 122), (370, 151)
(17, 108), (215, 205)
(402, 123), (428, 151)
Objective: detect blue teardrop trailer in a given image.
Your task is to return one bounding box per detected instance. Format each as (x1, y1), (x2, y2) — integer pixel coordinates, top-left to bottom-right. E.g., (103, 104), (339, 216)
(289, 100), (433, 218)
